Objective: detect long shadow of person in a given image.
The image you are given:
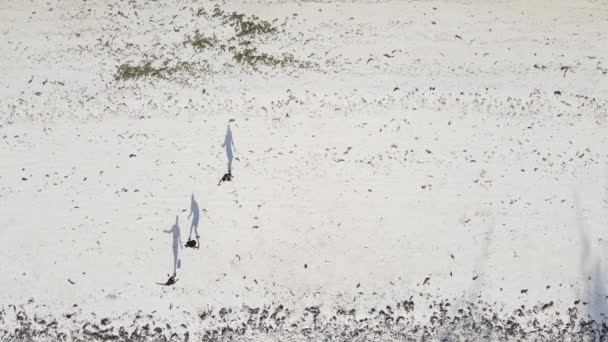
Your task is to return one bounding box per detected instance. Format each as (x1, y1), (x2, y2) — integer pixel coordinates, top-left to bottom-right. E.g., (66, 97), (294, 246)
(575, 192), (608, 336)
(164, 215), (182, 277)
(186, 194), (201, 248)
(222, 124), (236, 173)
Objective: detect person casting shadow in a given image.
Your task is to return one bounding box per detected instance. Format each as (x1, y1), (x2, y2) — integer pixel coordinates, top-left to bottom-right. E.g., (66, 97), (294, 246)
(163, 215), (182, 277)
(186, 194), (200, 248)
(222, 124), (236, 173)
(217, 171), (233, 186)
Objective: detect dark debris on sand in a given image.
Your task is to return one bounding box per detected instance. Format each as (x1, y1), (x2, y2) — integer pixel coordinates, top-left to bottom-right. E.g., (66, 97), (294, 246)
(2, 298), (608, 341)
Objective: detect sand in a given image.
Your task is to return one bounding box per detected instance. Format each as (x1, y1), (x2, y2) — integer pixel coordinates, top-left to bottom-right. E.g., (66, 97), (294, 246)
(1, 0), (607, 340)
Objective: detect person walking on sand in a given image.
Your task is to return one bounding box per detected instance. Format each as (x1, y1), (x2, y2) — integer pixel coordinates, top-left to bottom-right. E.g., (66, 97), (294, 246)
(164, 215), (182, 277)
(187, 194), (200, 247)
(222, 124), (236, 173)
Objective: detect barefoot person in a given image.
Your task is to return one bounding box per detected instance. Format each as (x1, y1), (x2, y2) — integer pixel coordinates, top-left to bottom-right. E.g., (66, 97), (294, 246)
(187, 194), (200, 247)
(164, 215), (182, 277)
(222, 124), (236, 173)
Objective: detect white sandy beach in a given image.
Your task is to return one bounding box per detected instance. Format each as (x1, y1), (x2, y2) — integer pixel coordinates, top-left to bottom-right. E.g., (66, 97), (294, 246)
(1, 0), (607, 340)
